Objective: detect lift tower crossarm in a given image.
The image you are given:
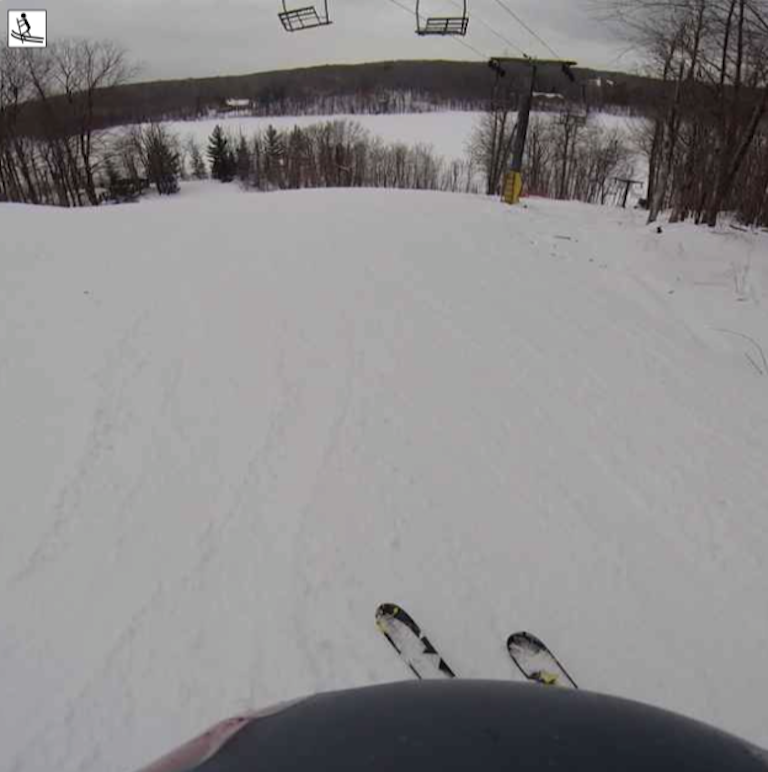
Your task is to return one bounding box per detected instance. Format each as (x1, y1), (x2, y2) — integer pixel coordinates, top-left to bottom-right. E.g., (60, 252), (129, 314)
(491, 57), (576, 66)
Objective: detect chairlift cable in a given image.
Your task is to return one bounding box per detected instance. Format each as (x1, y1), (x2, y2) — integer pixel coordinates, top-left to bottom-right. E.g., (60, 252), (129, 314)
(489, 0), (561, 59)
(595, 42), (636, 71)
(447, 0), (527, 56)
(383, 0), (488, 58)
(385, 0), (418, 16)
(449, 35), (488, 58)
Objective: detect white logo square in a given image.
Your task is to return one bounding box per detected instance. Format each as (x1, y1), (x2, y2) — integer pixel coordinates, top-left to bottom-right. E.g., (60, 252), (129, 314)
(8, 10), (47, 47)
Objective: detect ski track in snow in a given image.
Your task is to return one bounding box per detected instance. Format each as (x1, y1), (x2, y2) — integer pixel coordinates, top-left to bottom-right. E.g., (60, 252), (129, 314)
(10, 309), (154, 586)
(1, 187), (768, 772)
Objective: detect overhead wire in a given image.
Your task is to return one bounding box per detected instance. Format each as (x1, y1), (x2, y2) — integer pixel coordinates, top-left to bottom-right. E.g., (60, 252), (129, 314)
(384, 0), (419, 15)
(448, 34), (490, 59)
(489, 0), (561, 60)
(447, 0), (528, 56)
(598, 43), (637, 71)
(382, 0), (567, 64)
(380, 0), (573, 67)
(383, 0), (489, 59)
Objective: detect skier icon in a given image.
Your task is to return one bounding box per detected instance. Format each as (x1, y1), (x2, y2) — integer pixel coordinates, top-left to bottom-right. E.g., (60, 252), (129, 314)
(18, 13), (32, 36)
(10, 12), (46, 45)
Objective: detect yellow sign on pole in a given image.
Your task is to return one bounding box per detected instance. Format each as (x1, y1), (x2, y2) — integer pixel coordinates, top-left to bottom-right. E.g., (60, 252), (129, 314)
(502, 171), (523, 205)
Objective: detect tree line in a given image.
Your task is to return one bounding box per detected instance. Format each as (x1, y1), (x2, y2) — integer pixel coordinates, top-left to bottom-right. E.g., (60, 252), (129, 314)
(607, 0), (768, 226)
(104, 113), (634, 207)
(121, 120), (481, 196)
(467, 77), (636, 206)
(0, 41), (131, 206)
(2, 33), (767, 225)
(14, 59), (657, 131)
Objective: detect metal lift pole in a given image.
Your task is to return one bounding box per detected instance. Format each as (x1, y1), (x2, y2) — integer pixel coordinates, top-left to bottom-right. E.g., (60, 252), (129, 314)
(496, 56), (577, 205)
(503, 62), (536, 205)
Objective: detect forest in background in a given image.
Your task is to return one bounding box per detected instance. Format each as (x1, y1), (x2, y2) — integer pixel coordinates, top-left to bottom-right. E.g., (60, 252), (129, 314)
(12, 59), (664, 133)
(1, 13), (767, 228)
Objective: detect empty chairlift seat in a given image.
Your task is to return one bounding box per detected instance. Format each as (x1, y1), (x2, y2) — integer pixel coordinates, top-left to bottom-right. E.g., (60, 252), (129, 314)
(415, 0), (468, 35)
(278, 0), (331, 31)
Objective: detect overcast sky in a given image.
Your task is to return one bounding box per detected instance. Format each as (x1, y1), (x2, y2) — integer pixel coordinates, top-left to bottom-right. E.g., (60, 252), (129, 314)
(8, 0), (638, 82)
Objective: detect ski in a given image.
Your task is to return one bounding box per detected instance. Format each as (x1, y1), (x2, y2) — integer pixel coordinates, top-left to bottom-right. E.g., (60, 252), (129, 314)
(507, 631), (578, 689)
(375, 603), (456, 679)
(10, 30), (45, 44)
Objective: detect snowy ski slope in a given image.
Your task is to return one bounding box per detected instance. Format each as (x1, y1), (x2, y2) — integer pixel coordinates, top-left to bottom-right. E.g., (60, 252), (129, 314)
(1, 182), (767, 772)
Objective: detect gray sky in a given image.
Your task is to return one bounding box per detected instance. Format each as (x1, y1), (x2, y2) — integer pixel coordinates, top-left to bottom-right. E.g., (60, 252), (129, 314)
(25, 0), (636, 81)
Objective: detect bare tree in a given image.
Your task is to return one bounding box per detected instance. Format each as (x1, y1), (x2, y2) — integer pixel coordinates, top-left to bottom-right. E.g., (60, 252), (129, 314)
(466, 75), (517, 196)
(604, 0), (768, 225)
(50, 40), (133, 204)
(520, 112), (633, 203)
(0, 39), (134, 206)
(0, 48), (41, 203)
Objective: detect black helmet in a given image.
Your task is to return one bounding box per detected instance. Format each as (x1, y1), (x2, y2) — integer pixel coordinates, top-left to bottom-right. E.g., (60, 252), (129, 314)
(135, 679), (768, 772)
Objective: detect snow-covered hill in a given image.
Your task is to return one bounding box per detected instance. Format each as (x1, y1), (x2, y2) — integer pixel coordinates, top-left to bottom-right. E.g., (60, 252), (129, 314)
(1, 183), (767, 772)
(169, 111), (485, 160)
(165, 109), (642, 168)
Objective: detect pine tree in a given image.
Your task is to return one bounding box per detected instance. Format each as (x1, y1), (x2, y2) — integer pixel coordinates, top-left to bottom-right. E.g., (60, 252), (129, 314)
(286, 126), (307, 189)
(144, 123), (180, 195)
(207, 125), (236, 182)
(263, 124), (285, 189)
(189, 141), (208, 179)
(251, 135), (262, 189)
(236, 135), (253, 187)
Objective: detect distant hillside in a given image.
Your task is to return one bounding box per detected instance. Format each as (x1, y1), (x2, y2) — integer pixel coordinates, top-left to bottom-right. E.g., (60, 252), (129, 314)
(67, 59), (664, 130)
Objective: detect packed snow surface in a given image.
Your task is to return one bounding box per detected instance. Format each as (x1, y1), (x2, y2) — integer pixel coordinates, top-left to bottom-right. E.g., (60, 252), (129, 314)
(1, 183), (767, 772)
(171, 111), (486, 160)
(167, 109), (641, 167)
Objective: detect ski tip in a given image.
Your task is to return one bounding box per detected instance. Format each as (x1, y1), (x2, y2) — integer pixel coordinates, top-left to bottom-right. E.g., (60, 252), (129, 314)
(376, 603), (419, 632)
(507, 631), (546, 652)
(376, 602), (399, 618)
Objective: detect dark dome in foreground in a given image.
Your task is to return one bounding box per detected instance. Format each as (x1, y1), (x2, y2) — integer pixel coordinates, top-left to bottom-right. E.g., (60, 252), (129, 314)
(192, 679), (768, 772)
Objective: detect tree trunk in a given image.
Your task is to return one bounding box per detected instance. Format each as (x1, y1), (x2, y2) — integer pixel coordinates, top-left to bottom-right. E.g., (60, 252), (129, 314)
(705, 86), (768, 225)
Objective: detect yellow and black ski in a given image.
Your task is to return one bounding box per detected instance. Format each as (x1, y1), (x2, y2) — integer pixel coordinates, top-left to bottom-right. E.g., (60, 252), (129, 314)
(507, 631), (578, 689)
(375, 603), (457, 679)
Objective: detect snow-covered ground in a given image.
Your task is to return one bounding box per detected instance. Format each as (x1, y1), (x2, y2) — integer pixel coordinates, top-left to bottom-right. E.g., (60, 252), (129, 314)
(1, 182), (767, 772)
(165, 109), (643, 168)
(170, 111), (485, 160)
(164, 110), (647, 204)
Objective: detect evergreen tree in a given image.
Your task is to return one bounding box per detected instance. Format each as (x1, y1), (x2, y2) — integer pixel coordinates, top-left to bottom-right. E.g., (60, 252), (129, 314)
(236, 135), (253, 186)
(207, 125), (236, 182)
(145, 124), (181, 195)
(189, 141), (208, 179)
(251, 135), (262, 189)
(263, 124), (285, 189)
(286, 126), (307, 189)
